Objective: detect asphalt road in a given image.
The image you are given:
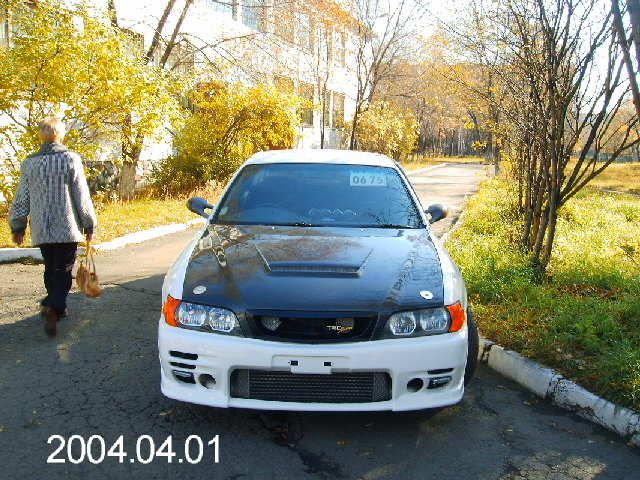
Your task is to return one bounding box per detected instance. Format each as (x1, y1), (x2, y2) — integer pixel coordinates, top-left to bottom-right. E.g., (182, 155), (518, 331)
(1, 162), (638, 479)
(407, 162), (486, 237)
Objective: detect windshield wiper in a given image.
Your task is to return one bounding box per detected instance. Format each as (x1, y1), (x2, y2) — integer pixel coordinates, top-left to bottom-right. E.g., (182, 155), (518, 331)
(278, 222), (317, 227)
(361, 223), (417, 229)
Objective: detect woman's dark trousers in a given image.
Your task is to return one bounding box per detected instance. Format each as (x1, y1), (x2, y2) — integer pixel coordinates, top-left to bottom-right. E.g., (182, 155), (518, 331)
(39, 243), (78, 315)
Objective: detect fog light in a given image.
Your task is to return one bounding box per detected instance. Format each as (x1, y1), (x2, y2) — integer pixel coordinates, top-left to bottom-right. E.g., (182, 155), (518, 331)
(428, 376), (452, 389)
(261, 316), (282, 331)
(407, 378), (424, 392)
(199, 374), (216, 389)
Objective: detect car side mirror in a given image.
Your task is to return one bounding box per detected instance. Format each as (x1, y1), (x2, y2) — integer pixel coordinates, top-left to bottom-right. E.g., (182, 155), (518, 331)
(187, 197), (214, 218)
(426, 204), (448, 224)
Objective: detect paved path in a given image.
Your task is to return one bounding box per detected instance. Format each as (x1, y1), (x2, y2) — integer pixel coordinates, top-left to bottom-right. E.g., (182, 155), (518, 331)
(1, 163), (639, 480)
(408, 162), (486, 237)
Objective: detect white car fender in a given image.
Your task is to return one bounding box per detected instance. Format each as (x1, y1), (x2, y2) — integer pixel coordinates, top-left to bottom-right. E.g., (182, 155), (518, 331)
(161, 224), (208, 303)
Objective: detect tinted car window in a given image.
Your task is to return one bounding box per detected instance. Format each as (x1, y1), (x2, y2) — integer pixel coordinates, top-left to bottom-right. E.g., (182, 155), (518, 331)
(215, 163), (423, 228)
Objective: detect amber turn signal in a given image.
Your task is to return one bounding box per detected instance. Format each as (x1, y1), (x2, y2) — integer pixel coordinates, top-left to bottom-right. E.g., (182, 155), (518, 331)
(447, 302), (467, 332)
(163, 295), (181, 327)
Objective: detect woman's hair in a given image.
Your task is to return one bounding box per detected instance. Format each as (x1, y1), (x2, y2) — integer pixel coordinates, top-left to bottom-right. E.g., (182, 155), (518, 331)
(39, 116), (66, 141)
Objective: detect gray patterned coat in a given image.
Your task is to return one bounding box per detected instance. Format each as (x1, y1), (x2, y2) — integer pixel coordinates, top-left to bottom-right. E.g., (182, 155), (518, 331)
(9, 142), (97, 246)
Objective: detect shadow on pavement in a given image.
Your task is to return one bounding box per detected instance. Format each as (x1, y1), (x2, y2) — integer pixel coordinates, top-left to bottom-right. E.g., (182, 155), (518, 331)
(0, 274), (638, 480)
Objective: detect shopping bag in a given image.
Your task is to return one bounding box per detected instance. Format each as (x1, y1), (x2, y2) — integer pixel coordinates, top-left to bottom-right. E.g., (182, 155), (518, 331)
(76, 241), (102, 298)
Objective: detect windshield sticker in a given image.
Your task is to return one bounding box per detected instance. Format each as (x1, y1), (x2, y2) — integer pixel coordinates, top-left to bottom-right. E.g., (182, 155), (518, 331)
(349, 171), (387, 187)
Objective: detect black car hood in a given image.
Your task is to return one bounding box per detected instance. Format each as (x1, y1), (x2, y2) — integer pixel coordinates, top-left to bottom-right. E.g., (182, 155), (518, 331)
(181, 224), (444, 312)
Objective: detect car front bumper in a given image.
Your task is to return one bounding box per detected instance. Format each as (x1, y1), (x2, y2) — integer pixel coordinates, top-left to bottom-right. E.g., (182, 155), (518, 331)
(158, 319), (468, 411)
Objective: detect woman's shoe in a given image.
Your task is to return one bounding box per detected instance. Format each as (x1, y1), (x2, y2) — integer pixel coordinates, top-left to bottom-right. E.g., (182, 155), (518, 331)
(40, 305), (66, 321)
(42, 307), (59, 337)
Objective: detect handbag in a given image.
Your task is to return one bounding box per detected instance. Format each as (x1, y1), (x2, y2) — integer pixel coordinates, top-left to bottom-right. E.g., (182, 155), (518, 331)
(76, 240), (102, 298)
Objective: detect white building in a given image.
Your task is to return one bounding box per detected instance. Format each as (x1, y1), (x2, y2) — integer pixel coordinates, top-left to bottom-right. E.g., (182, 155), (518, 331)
(94, 0), (359, 162)
(0, 0), (359, 194)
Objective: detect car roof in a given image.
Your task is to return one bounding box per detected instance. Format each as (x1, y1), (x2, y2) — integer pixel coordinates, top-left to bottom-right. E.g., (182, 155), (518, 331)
(244, 149), (398, 168)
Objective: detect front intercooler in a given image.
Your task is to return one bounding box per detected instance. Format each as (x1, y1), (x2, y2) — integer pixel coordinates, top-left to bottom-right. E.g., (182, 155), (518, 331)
(230, 369), (392, 403)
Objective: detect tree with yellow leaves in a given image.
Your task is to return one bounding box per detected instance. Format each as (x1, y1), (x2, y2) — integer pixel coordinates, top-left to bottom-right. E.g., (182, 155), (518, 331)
(0, 0), (179, 201)
(353, 100), (418, 158)
(151, 81), (302, 195)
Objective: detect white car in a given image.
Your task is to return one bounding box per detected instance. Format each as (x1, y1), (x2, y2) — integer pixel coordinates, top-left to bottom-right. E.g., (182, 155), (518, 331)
(158, 149), (478, 411)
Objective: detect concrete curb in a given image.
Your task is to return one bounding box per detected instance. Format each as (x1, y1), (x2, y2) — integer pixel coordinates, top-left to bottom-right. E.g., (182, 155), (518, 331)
(598, 188), (640, 198)
(93, 219), (203, 251)
(0, 218), (204, 263)
(478, 338), (640, 447)
(0, 247), (43, 263)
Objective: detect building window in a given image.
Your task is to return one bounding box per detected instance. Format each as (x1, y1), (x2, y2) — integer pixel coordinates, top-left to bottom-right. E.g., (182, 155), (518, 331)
(334, 31), (346, 67)
(166, 40), (195, 74)
(0, 6), (7, 46)
(274, 75), (294, 93)
(322, 89), (331, 127)
(242, 0), (265, 32)
(318, 24), (332, 63)
(274, 0), (293, 43)
(2, 1), (39, 46)
(297, 13), (312, 52)
(299, 83), (314, 127)
(333, 92), (345, 128)
(206, 0), (235, 17)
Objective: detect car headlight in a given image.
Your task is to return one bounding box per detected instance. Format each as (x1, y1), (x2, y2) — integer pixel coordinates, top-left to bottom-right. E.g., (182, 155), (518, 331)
(177, 302), (208, 327)
(387, 311), (419, 335)
(164, 296), (242, 335)
(383, 304), (466, 338)
(207, 307), (239, 333)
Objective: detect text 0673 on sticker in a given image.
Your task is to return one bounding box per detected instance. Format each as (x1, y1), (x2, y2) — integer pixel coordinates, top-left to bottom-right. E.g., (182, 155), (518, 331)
(349, 171), (387, 187)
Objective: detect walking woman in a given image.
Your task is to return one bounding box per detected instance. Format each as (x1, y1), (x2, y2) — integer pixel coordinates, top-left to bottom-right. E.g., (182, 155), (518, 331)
(8, 117), (97, 336)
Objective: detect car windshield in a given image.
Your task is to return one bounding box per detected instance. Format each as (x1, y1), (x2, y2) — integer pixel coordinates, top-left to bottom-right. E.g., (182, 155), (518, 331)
(214, 163), (423, 228)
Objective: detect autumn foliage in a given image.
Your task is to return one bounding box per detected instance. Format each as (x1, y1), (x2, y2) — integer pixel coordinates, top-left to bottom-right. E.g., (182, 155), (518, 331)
(0, 0), (178, 202)
(151, 82), (302, 194)
(353, 101), (418, 159)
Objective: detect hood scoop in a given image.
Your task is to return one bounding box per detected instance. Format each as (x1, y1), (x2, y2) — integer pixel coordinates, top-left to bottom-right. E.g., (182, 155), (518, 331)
(268, 262), (361, 276)
(254, 238), (372, 277)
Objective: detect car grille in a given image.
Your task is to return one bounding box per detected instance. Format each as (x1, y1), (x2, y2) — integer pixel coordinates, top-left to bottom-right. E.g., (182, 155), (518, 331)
(250, 314), (377, 343)
(230, 370), (392, 403)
